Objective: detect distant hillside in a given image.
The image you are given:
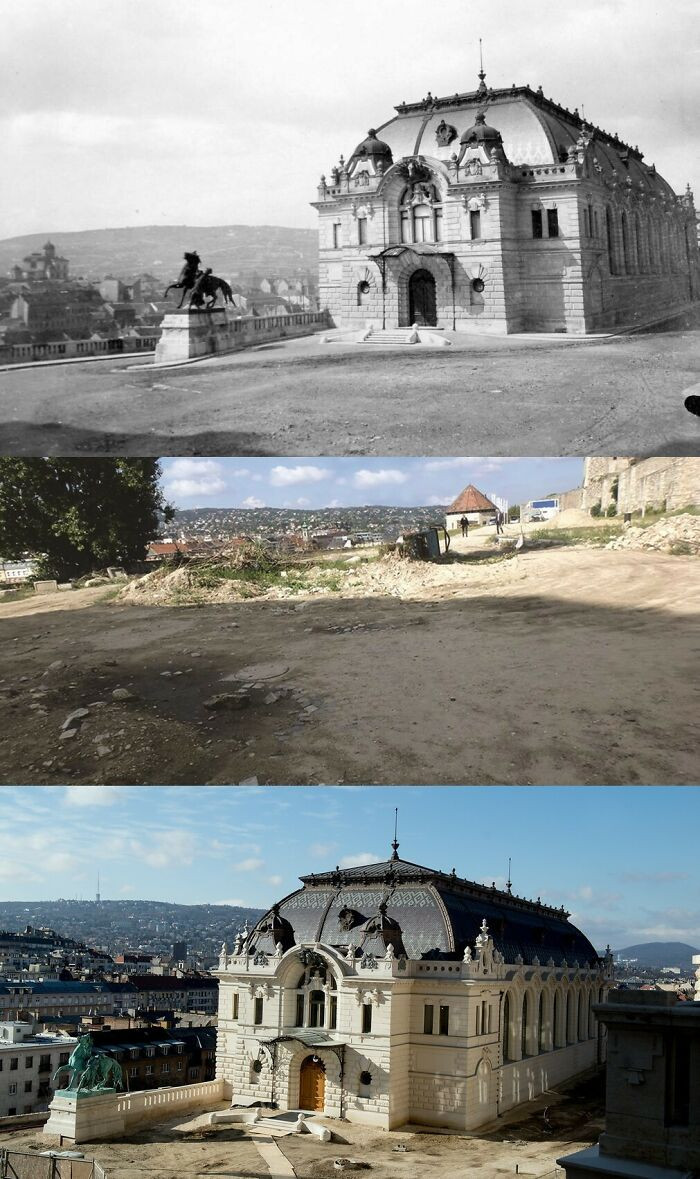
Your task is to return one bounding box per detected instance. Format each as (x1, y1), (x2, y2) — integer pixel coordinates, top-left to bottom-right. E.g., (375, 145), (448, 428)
(172, 505), (450, 537)
(0, 899), (265, 958)
(614, 941), (699, 968)
(0, 225), (319, 284)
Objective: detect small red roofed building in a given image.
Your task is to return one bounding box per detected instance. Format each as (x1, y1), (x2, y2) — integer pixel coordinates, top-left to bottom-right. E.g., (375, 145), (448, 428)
(445, 484), (497, 530)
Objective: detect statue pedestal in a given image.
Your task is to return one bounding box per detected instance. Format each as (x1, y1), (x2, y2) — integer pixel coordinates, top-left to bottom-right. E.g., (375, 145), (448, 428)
(154, 309), (234, 364)
(43, 1090), (125, 1144)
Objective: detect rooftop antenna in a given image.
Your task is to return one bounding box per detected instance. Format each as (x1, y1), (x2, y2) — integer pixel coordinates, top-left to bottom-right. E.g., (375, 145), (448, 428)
(391, 808), (400, 860)
(506, 858), (512, 894)
(96, 872), (101, 905)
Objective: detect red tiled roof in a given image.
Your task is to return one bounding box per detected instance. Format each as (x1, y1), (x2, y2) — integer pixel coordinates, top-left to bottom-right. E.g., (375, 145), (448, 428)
(447, 484), (497, 513)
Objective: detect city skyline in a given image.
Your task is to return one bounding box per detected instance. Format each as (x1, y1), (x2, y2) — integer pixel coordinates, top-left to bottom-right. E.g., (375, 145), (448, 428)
(1, 0), (697, 238)
(1, 786), (697, 952)
(160, 457), (584, 511)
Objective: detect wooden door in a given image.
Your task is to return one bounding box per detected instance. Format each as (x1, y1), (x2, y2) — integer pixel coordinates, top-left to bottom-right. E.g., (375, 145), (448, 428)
(299, 1056), (325, 1111)
(409, 269), (437, 326)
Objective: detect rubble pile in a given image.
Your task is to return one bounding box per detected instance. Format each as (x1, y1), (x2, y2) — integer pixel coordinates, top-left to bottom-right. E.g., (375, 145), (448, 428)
(605, 513), (700, 554)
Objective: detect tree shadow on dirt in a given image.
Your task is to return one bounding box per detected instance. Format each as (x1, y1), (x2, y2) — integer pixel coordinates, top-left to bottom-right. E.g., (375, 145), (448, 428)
(0, 422), (276, 457)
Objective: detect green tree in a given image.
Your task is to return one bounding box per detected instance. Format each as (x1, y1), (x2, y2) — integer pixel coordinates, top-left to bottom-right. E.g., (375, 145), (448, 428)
(0, 459), (173, 581)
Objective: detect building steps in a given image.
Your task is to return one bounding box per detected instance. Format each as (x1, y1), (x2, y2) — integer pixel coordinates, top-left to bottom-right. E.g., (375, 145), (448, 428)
(360, 329), (418, 345)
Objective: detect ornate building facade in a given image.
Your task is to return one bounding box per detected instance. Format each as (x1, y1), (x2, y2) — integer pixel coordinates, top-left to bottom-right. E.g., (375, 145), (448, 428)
(312, 73), (699, 334)
(215, 850), (612, 1131)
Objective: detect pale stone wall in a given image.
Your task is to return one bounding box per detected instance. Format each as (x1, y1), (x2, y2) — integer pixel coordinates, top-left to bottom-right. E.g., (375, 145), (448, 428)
(216, 951), (609, 1133)
(581, 457), (700, 514)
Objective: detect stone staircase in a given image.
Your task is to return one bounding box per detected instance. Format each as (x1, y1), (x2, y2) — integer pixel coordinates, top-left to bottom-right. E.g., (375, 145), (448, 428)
(359, 329), (418, 345)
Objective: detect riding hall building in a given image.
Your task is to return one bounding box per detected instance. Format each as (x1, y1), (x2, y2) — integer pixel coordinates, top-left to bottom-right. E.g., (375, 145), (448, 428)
(215, 849), (612, 1131)
(312, 71), (699, 335)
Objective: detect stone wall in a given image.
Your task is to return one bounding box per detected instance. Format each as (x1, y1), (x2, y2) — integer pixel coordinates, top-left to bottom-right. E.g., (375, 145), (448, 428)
(581, 457), (700, 514)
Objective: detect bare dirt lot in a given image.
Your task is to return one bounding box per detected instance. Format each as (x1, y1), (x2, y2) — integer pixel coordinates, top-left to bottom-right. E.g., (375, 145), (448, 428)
(1, 541), (697, 786)
(1, 311), (699, 456)
(2, 1071), (604, 1178)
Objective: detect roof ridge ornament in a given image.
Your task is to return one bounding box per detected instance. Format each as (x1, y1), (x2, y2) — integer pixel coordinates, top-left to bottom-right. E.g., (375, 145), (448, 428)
(476, 38), (488, 98)
(390, 806), (399, 860)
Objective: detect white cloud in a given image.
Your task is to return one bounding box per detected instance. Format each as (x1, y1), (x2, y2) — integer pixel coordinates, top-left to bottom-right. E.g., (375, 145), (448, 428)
(427, 495), (450, 506)
(62, 785), (123, 808)
(296, 497), (311, 507)
(269, 465), (332, 486)
(423, 457), (477, 472)
(241, 496), (265, 509)
(325, 499), (341, 509)
(233, 857), (265, 872)
(268, 875), (283, 886)
(353, 469), (408, 489)
(118, 884), (136, 895)
(164, 458), (226, 500)
(230, 468), (251, 478)
(339, 852), (378, 868)
(213, 898), (248, 907)
(309, 842), (336, 858)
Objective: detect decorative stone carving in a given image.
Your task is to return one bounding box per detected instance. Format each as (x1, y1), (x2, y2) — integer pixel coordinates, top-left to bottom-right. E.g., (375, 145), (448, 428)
(436, 120), (457, 147)
(463, 946), (472, 963)
(275, 942), (283, 958)
(253, 951), (269, 967)
(384, 944), (395, 961)
(361, 953), (378, 970)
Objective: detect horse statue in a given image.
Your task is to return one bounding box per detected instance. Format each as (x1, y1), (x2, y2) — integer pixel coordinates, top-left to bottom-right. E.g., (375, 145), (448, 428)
(52, 1033), (123, 1094)
(164, 252), (234, 310)
(188, 267), (235, 310)
(164, 250), (202, 308)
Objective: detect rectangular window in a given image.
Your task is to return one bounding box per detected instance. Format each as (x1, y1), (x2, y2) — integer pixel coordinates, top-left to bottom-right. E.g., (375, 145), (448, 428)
(362, 1003), (372, 1034)
(10, 1058), (18, 1071)
(476, 1006), (481, 1036)
(162, 1063), (170, 1074)
(25, 1056), (33, 1068)
(531, 210), (543, 239)
(470, 210), (482, 240)
(254, 996), (263, 1026)
(329, 995), (338, 1030)
(129, 1068), (137, 1078)
(24, 1080), (32, 1093)
(332, 224), (342, 250)
(357, 218), (368, 246)
(39, 1055), (51, 1072)
(423, 1004), (434, 1035)
(547, 208), (559, 238)
(177, 1061), (183, 1071)
(666, 1033), (690, 1126)
(401, 210), (411, 244)
(232, 993), (239, 1020)
(439, 1006), (450, 1036)
(145, 1065), (153, 1076)
(8, 1083), (17, 1095)
(296, 994), (305, 1027)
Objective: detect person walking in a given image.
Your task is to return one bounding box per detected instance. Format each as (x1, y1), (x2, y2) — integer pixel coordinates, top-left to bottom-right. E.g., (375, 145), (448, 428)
(460, 515), (469, 538)
(495, 509), (504, 535)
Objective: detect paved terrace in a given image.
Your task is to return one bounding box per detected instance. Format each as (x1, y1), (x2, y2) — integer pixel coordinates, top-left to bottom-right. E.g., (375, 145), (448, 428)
(0, 310), (699, 456)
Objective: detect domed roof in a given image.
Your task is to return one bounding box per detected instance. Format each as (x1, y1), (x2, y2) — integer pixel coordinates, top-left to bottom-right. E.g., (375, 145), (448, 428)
(350, 129), (394, 165)
(461, 110), (503, 146)
(350, 79), (676, 198)
(246, 853), (599, 967)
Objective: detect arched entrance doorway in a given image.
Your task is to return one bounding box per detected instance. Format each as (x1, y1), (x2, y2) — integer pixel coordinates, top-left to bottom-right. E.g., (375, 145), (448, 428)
(299, 1055), (325, 1111)
(408, 269), (437, 326)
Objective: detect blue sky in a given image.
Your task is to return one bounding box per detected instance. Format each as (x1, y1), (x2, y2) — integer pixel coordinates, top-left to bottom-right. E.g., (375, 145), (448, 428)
(1, 787), (697, 952)
(159, 458), (584, 512)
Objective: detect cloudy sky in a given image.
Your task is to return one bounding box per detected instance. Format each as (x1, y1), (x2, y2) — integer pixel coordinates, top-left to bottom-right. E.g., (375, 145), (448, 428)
(1, 0), (697, 238)
(1, 786), (697, 952)
(160, 457), (583, 510)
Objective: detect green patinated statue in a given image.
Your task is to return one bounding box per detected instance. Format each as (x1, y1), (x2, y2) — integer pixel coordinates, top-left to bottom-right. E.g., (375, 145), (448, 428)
(52, 1033), (124, 1095)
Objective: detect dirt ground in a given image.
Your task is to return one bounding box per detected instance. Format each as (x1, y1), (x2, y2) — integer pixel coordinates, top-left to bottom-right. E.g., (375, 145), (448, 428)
(1, 1071), (604, 1178)
(1, 310), (699, 456)
(0, 540), (697, 786)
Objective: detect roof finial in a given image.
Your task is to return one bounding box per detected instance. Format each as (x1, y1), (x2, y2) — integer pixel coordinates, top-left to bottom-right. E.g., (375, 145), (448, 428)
(391, 807), (399, 860)
(506, 858), (512, 895)
(477, 39), (487, 95)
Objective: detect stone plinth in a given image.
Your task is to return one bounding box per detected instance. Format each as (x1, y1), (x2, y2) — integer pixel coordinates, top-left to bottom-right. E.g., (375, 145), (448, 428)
(154, 309), (231, 364)
(43, 1090), (125, 1144)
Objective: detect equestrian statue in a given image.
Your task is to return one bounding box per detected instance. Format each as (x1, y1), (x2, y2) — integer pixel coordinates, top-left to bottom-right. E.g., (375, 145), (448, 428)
(164, 251), (235, 310)
(52, 1033), (124, 1094)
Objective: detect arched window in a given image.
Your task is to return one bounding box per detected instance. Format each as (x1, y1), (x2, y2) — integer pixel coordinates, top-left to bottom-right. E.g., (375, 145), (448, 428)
(309, 989), (325, 1028)
(538, 991), (546, 1053)
(635, 213), (643, 271)
(502, 993), (511, 1062)
(621, 212), (630, 274)
(605, 207), (616, 274)
(399, 185), (443, 245)
(578, 990), (586, 1041)
(521, 993), (529, 1059)
(565, 992), (573, 1043)
(553, 991), (562, 1048)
